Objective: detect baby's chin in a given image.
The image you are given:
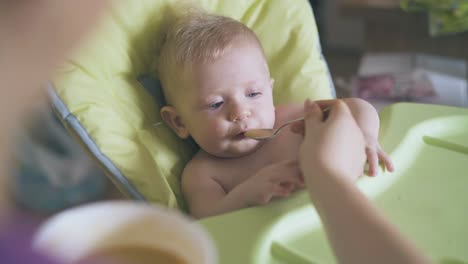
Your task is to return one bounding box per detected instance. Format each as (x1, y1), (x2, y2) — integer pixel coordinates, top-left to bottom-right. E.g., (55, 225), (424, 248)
(208, 139), (263, 158)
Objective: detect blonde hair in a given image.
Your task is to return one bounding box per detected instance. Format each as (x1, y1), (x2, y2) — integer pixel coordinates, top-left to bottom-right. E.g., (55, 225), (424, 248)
(157, 3), (264, 105)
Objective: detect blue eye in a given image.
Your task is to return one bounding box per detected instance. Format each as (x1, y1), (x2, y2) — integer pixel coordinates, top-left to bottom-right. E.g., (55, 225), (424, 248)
(247, 92), (261, 98)
(209, 101), (223, 109)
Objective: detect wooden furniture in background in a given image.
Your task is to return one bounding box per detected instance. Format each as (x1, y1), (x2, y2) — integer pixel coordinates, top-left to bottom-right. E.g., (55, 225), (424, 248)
(341, 0), (468, 62)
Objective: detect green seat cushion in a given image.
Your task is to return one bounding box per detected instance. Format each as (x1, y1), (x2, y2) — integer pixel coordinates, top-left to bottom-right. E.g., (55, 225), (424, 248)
(52, 0), (333, 210)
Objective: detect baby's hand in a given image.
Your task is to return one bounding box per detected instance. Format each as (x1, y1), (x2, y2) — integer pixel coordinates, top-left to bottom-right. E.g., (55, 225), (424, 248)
(240, 160), (304, 206)
(364, 137), (394, 176)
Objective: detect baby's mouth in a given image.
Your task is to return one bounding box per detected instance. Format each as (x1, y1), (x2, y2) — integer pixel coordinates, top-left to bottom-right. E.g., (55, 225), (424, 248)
(233, 131), (247, 140)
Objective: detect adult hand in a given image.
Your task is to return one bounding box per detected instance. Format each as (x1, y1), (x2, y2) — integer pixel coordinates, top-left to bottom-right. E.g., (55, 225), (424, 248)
(298, 99), (366, 184)
(294, 99), (430, 264)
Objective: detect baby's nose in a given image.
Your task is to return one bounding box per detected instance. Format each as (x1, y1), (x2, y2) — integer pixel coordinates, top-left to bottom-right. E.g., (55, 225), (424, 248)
(230, 108), (251, 122)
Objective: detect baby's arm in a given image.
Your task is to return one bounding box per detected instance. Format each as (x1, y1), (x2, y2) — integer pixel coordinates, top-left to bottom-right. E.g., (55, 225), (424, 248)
(342, 98), (394, 175)
(341, 98), (379, 139)
(182, 171), (250, 219)
(183, 160), (303, 219)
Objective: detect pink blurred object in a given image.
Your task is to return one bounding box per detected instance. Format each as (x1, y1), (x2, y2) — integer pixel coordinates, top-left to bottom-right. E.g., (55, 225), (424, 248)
(354, 74), (394, 99)
(353, 71), (436, 100)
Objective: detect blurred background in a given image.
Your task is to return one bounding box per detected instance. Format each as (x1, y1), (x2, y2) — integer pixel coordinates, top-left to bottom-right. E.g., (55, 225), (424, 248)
(9, 0), (468, 217)
(311, 0), (467, 109)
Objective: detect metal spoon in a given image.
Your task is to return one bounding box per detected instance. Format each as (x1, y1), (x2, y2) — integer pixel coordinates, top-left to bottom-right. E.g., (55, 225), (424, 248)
(245, 108), (331, 140)
(244, 117), (304, 140)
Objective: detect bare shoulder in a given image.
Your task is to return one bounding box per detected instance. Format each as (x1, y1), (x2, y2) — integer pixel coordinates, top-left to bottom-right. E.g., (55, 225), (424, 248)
(181, 152), (221, 195)
(182, 152), (214, 184)
(181, 152), (228, 217)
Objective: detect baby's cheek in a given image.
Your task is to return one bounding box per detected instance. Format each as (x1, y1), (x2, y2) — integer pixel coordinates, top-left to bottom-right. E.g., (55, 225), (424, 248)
(206, 122), (227, 138)
(198, 123), (229, 155)
(196, 123), (223, 145)
(259, 106), (275, 127)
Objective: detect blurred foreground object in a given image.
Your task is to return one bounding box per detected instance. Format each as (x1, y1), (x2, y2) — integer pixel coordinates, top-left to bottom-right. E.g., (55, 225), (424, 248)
(33, 201), (217, 264)
(11, 102), (107, 213)
(0, 218), (58, 264)
(0, 0), (110, 219)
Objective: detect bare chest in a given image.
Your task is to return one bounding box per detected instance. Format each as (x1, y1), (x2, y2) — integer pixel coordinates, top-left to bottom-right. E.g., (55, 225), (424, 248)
(213, 130), (303, 192)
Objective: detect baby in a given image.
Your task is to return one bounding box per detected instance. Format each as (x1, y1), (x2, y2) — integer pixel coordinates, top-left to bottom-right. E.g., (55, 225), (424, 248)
(157, 8), (394, 218)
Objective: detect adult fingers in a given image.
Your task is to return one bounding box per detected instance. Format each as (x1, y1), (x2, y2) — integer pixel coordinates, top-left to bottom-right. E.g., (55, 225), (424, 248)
(323, 100), (353, 125)
(314, 99), (337, 110)
(290, 121), (305, 135)
(303, 99), (324, 131)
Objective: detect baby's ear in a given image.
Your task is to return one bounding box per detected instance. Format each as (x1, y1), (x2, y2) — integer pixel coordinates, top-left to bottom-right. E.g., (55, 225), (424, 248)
(160, 106), (190, 139)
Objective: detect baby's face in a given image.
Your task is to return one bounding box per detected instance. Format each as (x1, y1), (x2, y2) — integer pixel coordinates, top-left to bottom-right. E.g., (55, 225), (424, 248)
(177, 42), (275, 157)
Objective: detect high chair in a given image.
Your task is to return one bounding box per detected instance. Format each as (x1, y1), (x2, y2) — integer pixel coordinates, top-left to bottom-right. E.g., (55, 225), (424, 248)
(49, 0), (468, 262)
